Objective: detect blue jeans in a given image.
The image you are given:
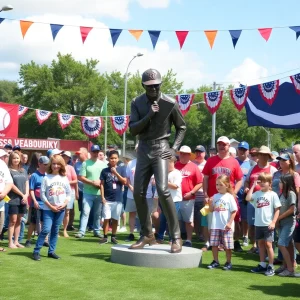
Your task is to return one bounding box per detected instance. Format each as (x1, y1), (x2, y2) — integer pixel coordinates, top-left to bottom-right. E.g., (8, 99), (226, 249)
(79, 193), (102, 235)
(18, 217), (26, 243)
(158, 202), (180, 240)
(34, 210), (65, 254)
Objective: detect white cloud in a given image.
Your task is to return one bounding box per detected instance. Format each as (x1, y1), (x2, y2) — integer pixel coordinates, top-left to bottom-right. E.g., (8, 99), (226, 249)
(0, 15), (205, 89)
(226, 58), (268, 86)
(137, 0), (170, 9)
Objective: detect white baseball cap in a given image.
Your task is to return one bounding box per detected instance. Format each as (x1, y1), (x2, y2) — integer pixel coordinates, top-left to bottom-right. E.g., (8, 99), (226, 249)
(51, 149), (63, 156)
(62, 151), (72, 158)
(179, 145), (192, 153)
(217, 136), (230, 144)
(0, 149), (8, 157)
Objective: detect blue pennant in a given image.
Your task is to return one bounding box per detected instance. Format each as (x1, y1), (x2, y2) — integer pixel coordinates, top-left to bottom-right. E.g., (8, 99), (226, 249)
(290, 26), (300, 40)
(229, 30), (242, 48)
(109, 29), (122, 47)
(50, 24), (64, 41)
(148, 30), (161, 49)
(0, 18), (4, 24)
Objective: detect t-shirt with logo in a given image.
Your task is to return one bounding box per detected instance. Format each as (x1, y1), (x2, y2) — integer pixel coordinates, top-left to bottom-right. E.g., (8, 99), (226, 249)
(80, 159), (107, 195)
(175, 161), (203, 200)
(29, 170), (46, 209)
(211, 192), (237, 230)
(279, 191), (296, 226)
(41, 174), (71, 210)
(8, 169), (28, 206)
(250, 190), (281, 226)
(193, 160), (206, 203)
(100, 166), (126, 202)
(202, 156), (243, 198)
(236, 158), (252, 201)
(0, 160), (13, 212)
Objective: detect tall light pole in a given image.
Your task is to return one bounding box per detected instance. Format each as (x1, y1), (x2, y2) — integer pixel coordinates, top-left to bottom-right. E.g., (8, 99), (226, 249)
(0, 5), (13, 12)
(122, 53), (143, 156)
(262, 127), (272, 149)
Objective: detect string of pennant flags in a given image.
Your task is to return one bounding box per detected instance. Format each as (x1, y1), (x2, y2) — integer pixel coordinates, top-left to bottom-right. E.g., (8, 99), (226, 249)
(1, 18), (300, 49)
(15, 72), (300, 138)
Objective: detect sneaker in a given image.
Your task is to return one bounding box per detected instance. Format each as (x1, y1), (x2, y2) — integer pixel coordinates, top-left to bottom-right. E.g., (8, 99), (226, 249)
(111, 237), (118, 244)
(251, 264), (267, 273)
(234, 240), (243, 252)
(265, 265), (275, 276)
(94, 232), (104, 238)
(183, 240), (192, 247)
(125, 234), (135, 242)
(87, 227), (93, 232)
(43, 241), (50, 247)
(99, 237), (108, 245)
(48, 252), (61, 259)
(275, 265), (286, 274)
(75, 233), (84, 238)
(223, 262), (232, 271)
(33, 252), (41, 261)
(25, 240), (32, 248)
(242, 237), (249, 247)
(278, 269), (295, 277)
(118, 226), (127, 233)
(207, 260), (220, 269)
(67, 225), (76, 231)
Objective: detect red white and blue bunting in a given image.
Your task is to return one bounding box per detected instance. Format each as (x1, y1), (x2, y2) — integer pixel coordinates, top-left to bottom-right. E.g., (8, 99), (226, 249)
(36, 109), (52, 125)
(58, 113), (74, 130)
(230, 86), (249, 111)
(80, 116), (103, 138)
(110, 115), (129, 135)
(18, 105), (28, 118)
(258, 80), (279, 106)
(204, 91), (224, 114)
(290, 73), (300, 94)
(175, 94), (195, 116)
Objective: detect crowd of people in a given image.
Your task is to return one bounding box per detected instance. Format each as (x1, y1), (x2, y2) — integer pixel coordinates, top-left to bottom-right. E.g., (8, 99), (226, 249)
(0, 138), (300, 277)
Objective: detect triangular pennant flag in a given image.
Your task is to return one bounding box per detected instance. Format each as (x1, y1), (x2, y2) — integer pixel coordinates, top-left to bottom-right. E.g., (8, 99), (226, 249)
(0, 18), (4, 24)
(204, 91), (224, 114)
(229, 30), (242, 48)
(58, 113), (74, 129)
(50, 24), (64, 41)
(175, 94), (195, 116)
(129, 30), (143, 41)
(110, 115), (129, 135)
(290, 73), (300, 94)
(18, 105), (28, 118)
(36, 110), (52, 125)
(148, 30), (161, 49)
(204, 30), (218, 49)
(20, 20), (34, 39)
(290, 26), (300, 40)
(80, 26), (93, 44)
(109, 29), (122, 47)
(230, 86), (249, 111)
(258, 80), (279, 106)
(175, 31), (189, 49)
(258, 28), (272, 42)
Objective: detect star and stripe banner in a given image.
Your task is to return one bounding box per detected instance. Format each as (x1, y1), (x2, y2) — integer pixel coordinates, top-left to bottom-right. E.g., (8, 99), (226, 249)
(230, 86), (249, 111)
(58, 113), (74, 129)
(290, 73), (300, 94)
(175, 94), (195, 116)
(18, 105), (28, 118)
(204, 91), (224, 114)
(258, 80), (280, 106)
(36, 110), (52, 125)
(80, 116), (103, 138)
(110, 115), (129, 135)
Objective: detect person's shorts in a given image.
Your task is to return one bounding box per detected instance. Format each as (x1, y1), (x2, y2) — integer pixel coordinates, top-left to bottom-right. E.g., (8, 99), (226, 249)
(210, 229), (234, 249)
(239, 201), (248, 221)
(247, 202), (255, 226)
(234, 200), (241, 223)
(30, 207), (44, 224)
(194, 201), (205, 224)
(103, 201), (123, 220)
(125, 198), (136, 213)
(255, 226), (274, 242)
(8, 204), (27, 215)
(278, 222), (296, 247)
(178, 200), (195, 223)
(67, 190), (75, 209)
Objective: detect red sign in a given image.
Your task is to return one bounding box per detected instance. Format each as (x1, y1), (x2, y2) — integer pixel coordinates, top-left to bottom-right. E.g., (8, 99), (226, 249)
(0, 102), (19, 138)
(0, 138), (60, 150)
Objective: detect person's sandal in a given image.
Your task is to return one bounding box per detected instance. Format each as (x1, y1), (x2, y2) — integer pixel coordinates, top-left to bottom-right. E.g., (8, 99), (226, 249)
(0, 247), (6, 252)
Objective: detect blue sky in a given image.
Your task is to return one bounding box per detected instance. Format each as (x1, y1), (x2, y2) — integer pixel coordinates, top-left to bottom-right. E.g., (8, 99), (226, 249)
(1, 0), (300, 88)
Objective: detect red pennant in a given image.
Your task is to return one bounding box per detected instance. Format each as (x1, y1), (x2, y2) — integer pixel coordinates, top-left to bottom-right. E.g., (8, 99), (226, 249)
(80, 26), (93, 44)
(258, 28), (272, 42)
(175, 31), (189, 49)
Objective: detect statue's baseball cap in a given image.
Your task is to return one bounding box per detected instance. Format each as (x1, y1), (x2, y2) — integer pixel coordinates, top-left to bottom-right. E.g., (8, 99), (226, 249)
(142, 69), (162, 85)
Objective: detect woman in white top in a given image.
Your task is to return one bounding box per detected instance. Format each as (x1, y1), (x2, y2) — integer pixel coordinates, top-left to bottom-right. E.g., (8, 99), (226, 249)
(32, 155), (71, 261)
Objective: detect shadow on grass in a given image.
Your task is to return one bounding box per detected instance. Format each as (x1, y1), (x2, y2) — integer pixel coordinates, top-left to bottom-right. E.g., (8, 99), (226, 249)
(7, 252), (33, 259)
(248, 283), (299, 298)
(71, 253), (111, 262)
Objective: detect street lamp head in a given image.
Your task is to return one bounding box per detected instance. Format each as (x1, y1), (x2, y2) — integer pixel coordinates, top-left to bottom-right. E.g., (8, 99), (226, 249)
(136, 53), (143, 57)
(1, 5), (13, 11)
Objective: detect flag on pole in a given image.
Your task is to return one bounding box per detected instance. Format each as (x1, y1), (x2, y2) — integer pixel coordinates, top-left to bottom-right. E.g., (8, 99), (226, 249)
(100, 97), (108, 116)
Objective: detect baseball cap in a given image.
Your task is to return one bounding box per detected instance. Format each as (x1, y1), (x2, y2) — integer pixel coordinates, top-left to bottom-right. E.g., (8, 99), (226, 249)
(142, 69), (162, 85)
(52, 149), (63, 156)
(4, 143), (12, 150)
(195, 145), (206, 152)
(62, 151), (72, 158)
(39, 156), (50, 164)
(217, 136), (230, 144)
(46, 149), (53, 158)
(229, 147), (237, 155)
(179, 145), (192, 153)
(238, 141), (249, 150)
(12, 145), (21, 151)
(276, 153), (291, 161)
(91, 145), (101, 152)
(0, 149), (8, 157)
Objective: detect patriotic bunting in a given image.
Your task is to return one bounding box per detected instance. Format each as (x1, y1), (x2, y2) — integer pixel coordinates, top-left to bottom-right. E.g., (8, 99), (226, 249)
(36, 110), (52, 125)
(110, 115), (129, 135)
(258, 28), (272, 42)
(258, 80), (280, 106)
(80, 26), (93, 44)
(110, 29), (122, 47)
(18, 105), (28, 118)
(204, 91), (224, 114)
(204, 30), (218, 49)
(129, 30), (143, 41)
(50, 24), (64, 41)
(230, 86), (249, 111)
(0, 18), (4, 24)
(175, 94), (195, 116)
(20, 20), (33, 39)
(290, 73), (300, 94)
(80, 116), (103, 138)
(175, 31), (189, 49)
(290, 26), (300, 40)
(58, 113), (74, 129)
(229, 30), (242, 48)
(148, 30), (161, 49)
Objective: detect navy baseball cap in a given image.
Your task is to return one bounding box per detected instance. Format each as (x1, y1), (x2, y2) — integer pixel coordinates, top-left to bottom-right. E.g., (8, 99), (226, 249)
(39, 156), (50, 164)
(91, 145), (101, 152)
(238, 141), (249, 150)
(4, 143), (12, 149)
(13, 145), (21, 151)
(195, 145), (206, 152)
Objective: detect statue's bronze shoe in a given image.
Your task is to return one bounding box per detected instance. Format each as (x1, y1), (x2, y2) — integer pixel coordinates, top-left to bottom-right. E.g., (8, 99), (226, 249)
(171, 238), (182, 253)
(129, 234), (156, 249)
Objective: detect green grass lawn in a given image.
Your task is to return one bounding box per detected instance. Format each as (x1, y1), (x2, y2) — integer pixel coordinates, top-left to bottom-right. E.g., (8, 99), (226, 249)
(1, 220), (299, 300)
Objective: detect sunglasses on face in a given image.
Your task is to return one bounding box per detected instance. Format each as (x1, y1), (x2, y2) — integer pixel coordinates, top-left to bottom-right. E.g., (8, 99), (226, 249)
(146, 84), (161, 89)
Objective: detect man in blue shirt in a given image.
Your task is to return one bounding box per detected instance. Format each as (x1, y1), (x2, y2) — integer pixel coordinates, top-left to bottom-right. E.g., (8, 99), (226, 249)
(99, 150), (127, 244)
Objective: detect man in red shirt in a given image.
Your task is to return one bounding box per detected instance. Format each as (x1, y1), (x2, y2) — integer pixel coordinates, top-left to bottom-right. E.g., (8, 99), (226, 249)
(175, 146), (203, 247)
